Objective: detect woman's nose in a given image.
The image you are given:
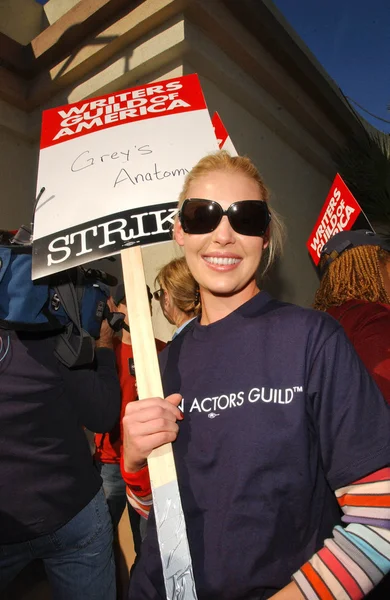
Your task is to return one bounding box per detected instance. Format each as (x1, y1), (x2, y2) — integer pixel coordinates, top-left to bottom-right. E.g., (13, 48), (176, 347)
(211, 215), (236, 245)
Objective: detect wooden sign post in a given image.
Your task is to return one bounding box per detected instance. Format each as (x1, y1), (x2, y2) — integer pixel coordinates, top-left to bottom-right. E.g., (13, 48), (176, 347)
(122, 246), (197, 599)
(32, 74), (219, 598)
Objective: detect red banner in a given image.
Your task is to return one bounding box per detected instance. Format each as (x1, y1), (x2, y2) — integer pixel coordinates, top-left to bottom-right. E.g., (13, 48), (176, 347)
(307, 174), (363, 265)
(212, 112), (228, 149)
(40, 74), (207, 149)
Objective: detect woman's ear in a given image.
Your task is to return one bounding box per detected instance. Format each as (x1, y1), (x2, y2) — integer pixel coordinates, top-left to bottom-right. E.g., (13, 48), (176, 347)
(174, 219), (185, 247)
(163, 289), (170, 311)
(262, 229), (270, 251)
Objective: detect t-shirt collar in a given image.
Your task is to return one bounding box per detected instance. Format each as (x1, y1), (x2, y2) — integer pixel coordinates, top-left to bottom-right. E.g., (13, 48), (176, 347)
(192, 290), (273, 341)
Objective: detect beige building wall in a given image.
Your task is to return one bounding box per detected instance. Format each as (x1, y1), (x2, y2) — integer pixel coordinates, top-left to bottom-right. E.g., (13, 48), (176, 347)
(0, 0), (43, 45)
(44, 0), (81, 25)
(0, 0), (42, 230)
(0, 128), (38, 231)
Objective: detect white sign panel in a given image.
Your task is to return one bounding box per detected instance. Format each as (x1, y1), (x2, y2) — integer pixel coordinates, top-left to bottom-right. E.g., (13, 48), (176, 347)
(33, 74), (219, 279)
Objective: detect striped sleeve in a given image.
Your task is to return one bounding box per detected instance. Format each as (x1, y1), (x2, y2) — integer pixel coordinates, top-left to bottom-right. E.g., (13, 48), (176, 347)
(120, 456), (153, 518)
(126, 487), (153, 519)
(293, 467), (390, 599)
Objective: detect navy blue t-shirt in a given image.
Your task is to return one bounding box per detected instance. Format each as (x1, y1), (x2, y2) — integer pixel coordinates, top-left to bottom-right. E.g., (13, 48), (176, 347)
(129, 292), (390, 599)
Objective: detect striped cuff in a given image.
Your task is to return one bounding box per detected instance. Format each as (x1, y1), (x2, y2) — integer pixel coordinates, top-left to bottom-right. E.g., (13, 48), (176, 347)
(126, 488), (153, 518)
(293, 524), (390, 599)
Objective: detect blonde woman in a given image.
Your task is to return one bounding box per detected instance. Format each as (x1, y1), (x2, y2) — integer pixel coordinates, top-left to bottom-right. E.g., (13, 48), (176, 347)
(122, 152), (390, 599)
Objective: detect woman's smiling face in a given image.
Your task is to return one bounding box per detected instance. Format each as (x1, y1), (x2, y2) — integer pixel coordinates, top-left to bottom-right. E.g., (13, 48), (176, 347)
(175, 170), (268, 305)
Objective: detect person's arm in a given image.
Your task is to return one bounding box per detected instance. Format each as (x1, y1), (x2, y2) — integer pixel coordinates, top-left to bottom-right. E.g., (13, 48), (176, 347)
(291, 467), (390, 599)
(120, 457), (153, 518)
(58, 316), (121, 432)
(121, 393), (183, 517)
(268, 469), (390, 599)
(271, 315), (390, 599)
(291, 321), (390, 598)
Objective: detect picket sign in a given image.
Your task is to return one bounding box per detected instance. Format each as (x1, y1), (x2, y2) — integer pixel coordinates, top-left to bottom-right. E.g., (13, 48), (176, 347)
(212, 111), (237, 154)
(32, 74), (217, 280)
(306, 173), (373, 266)
(33, 74), (220, 599)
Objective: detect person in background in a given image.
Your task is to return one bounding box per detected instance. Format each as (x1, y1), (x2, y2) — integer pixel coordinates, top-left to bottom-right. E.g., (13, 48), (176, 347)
(94, 284), (165, 558)
(314, 229), (390, 402)
(0, 307), (120, 600)
(123, 151), (390, 599)
(154, 256), (201, 338)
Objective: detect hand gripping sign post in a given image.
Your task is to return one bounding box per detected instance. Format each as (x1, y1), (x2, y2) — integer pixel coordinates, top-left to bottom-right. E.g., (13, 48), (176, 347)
(306, 173), (373, 267)
(33, 74), (219, 599)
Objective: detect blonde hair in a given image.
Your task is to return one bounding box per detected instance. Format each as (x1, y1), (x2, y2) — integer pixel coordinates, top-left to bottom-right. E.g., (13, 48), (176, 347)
(155, 257), (201, 317)
(176, 151), (285, 276)
(314, 245), (390, 311)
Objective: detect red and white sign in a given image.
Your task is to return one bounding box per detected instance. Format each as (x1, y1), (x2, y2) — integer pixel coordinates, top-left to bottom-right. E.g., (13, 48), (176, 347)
(212, 112), (237, 155)
(307, 174), (367, 265)
(32, 74), (218, 279)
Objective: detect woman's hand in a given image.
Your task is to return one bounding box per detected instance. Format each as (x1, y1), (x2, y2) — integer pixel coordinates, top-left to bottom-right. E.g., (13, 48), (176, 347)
(122, 393), (183, 473)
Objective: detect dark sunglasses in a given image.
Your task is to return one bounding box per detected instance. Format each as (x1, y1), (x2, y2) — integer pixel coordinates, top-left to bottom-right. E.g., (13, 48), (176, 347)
(179, 199), (271, 237)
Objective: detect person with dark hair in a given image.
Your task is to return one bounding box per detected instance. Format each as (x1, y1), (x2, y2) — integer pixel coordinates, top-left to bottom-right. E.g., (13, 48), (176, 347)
(94, 284), (165, 558)
(314, 229), (390, 402)
(122, 152), (390, 599)
(0, 312), (121, 599)
(154, 256), (200, 338)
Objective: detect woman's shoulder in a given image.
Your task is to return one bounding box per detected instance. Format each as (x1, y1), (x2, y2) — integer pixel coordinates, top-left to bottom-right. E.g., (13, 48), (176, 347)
(261, 296), (341, 335)
(237, 294), (344, 358)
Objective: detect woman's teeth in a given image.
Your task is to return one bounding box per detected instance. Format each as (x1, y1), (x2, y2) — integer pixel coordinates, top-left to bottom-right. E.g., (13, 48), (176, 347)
(204, 257), (240, 265)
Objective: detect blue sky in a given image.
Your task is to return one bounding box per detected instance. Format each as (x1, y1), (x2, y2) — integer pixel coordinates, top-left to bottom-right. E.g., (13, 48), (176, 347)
(273, 0), (390, 133)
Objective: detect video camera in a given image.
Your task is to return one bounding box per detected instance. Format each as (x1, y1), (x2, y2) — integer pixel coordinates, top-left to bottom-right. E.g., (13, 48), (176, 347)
(0, 228), (124, 367)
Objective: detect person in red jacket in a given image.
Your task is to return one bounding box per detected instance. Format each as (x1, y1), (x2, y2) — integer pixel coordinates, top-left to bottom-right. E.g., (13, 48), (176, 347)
(94, 284), (165, 555)
(314, 229), (390, 402)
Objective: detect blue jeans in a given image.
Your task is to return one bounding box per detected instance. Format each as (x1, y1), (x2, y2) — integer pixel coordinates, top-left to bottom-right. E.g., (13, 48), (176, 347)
(95, 461), (146, 555)
(0, 487), (115, 600)
(95, 462), (127, 529)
